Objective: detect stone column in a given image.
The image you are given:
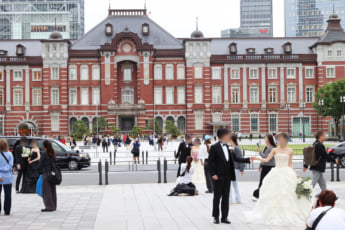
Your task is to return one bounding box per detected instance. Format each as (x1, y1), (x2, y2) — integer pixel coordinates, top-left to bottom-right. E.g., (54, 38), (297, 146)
(25, 68), (30, 111)
(280, 66), (285, 104)
(224, 66), (229, 110)
(242, 66), (248, 109)
(261, 67), (266, 109)
(299, 67), (303, 102)
(5, 67), (11, 112)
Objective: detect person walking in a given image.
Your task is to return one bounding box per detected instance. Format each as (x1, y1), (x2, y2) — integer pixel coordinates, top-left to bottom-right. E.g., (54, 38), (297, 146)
(175, 134), (193, 177)
(131, 139), (141, 164)
(252, 134), (276, 201)
(38, 140), (57, 212)
(157, 136), (163, 151)
(102, 136), (108, 153)
(200, 135), (214, 193)
(14, 136), (27, 193)
(0, 139), (14, 215)
(303, 130), (337, 191)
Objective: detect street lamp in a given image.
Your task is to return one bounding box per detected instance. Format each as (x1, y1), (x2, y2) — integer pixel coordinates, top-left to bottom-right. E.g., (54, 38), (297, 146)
(286, 104), (290, 136)
(340, 96), (345, 140)
(300, 102), (306, 143)
(318, 99), (324, 130)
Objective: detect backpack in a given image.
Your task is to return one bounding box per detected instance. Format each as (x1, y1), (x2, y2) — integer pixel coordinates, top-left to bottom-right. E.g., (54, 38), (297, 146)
(303, 143), (320, 166)
(131, 143), (140, 154)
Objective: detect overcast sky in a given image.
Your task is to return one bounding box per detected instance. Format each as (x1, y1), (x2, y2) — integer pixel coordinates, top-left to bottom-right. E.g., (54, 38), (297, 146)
(84, 0), (285, 38)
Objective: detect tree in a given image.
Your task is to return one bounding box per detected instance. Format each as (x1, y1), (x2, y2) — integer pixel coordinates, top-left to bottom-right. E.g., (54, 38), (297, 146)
(144, 119), (162, 135)
(164, 120), (180, 137)
(110, 125), (121, 136)
(71, 120), (90, 140)
(93, 116), (109, 134)
(313, 79), (345, 136)
(131, 125), (142, 137)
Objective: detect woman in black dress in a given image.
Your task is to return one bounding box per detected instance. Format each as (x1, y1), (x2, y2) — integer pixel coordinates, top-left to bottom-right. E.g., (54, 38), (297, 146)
(22, 140), (41, 193)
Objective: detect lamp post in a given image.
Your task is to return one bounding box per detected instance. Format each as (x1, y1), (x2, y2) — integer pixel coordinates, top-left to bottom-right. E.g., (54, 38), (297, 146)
(300, 102), (306, 143)
(340, 96), (345, 140)
(318, 99), (324, 130)
(286, 104), (290, 136)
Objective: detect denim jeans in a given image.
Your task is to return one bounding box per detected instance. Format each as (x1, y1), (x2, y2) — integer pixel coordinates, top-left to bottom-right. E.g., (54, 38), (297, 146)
(230, 169), (241, 203)
(0, 184), (12, 215)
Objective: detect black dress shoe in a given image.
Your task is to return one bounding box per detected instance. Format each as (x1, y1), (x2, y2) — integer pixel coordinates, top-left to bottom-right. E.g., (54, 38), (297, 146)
(213, 218), (220, 224)
(41, 209), (54, 212)
(205, 190), (213, 194)
(221, 218), (231, 224)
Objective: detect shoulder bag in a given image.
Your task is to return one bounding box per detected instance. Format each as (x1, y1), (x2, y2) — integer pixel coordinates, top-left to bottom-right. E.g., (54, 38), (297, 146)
(306, 207), (333, 230)
(47, 156), (62, 185)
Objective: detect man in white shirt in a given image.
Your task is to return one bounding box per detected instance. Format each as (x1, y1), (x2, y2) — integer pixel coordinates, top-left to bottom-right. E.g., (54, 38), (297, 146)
(307, 190), (345, 230)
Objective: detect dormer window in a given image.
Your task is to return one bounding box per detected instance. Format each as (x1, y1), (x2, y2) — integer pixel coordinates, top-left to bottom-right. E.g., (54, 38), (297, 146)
(246, 48), (255, 54)
(16, 44), (25, 56)
(105, 23), (113, 36)
(229, 43), (237, 54)
(0, 50), (7, 56)
(283, 42), (292, 54)
(142, 23), (149, 35)
(265, 48), (274, 54)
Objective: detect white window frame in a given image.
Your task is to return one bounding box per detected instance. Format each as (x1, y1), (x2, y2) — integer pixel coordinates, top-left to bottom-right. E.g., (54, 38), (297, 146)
(250, 113), (259, 132)
(286, 68), (296, 79)
(306, 86), (314, 103)
(194, 65), (203, 79)
(165, 87), (174, 104)
(328, 49), (333, 57)
(32, 68), (42, 81)
(249, 68), (259, 79)
(249, 86), (259, 104)
(326, 66), (336, 78)
(154, 87), (162, 105)
(121, 88), (134, 104)
(92, 87), (100, 105)
(177, 86), (185, 104)
(51, 113), (59, 132)
(13, 70), (23, 81)
(123, 68), (132, 81)
(212, 67), (222, 80)
(165, 64), (174, 80)
(231, 87), (240, 104)
(80, 88), (89, 105)
(194, 86), (203, 104)
(268, 87), (277, 103)
(80, 65), (89, 80)
(305, 67), (314, 79)
(0, 68), (3, 81)
(194, 112), (203, 130)
(92, 65), (100, 80)
(32, 88), (42, 106)
(212, 86), (222, 104)
(337, 49), (342, 57)
(231, 114), (240, 132)
(69, 65), (77, 80)
(287, 86), (296, 103)
(69, 88), (78, 105)
(51, 87), (59, 105)
(154, 64), (162, 80)
(177, 64), (185, 80)
(268, 68), (277, 79)
(269, 114), (278, 132)
(51, 66), (59, 80)
(231, 69), (240, 79)
(13, 88), (23, 106)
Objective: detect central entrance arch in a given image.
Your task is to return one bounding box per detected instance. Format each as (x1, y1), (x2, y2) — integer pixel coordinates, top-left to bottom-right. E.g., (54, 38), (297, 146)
(17, 121), (38, 136)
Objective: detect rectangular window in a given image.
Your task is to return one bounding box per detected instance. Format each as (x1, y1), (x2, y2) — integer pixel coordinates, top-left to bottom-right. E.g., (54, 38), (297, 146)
(249, 69), (258, 79)
(195, 113), (203, 130)
(177, 65), (185, 79)
(287, 68), (296, 79)
(269, 114), (277, 132)
(328, 49), (333, 57)
(326, 67), (335, 78)
(122, 89), (134, 104)
(51, 114), (59, 132)
(231, 69), (240, 79)
(69, 66), (77, 80)
(337, 50), (342, 57)
(194, 86), (203, 104)
(154, 87), (162, 104)
(165, 87), (174, 104)
(92, 65), (100, 80)
(51, 88), (59, 105)
(123, 68), (132, 81)
(33, 70), (42, 81)
(177, 87), (185, 104)
(249, 87), (259, 103)
(92, 88), (100, 105)
(80, 88), (89, 105)
(154, 65), (162, 80)
(194, 66), (203, 79)
(287, 87), (296, 103)
(165, 65), (174, 80)
(250, 114), (259, 132)
(212, 67), (221, 80)
(232, 114), (240, 132)
(0, 70), (3, 81)
(32, 88), (42, 105)
(212, 86), (222, 104)
(51, 67), (59, 80)
(268, 87), (277, 103)
(81, 65), (89, 80)
(0, 88), (3, 105)
(306, 87), (314, 103)
(13, 89), (23, 105)
(14, 70), (23, 81)
(69, 88), (77, 105)
(305, 68), (314, 79)
(231, 87), (240, 104)
(268, 68), (277, 79)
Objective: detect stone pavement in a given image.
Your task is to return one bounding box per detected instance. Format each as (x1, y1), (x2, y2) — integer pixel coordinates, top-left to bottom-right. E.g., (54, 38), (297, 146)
(1, 182), (345, 230)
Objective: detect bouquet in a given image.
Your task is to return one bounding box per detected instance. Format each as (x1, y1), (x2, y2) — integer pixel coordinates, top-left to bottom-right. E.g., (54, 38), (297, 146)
(296, 177), (313, 199)
(21, 147), (32, 158)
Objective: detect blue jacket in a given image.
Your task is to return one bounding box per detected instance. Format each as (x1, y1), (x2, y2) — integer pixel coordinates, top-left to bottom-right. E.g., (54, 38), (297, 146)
(0, 151), (14, 184)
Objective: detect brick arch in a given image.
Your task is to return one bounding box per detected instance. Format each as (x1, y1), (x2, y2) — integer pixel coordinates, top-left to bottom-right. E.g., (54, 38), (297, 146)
(111, 32), (153, 51)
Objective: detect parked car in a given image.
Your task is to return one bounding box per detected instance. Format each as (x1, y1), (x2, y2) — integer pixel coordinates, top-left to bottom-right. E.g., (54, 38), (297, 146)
(1, 136), (91, 170)
(326, 142), (345, 167)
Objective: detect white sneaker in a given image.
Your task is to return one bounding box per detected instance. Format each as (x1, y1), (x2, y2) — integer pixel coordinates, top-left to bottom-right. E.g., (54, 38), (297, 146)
(252, 196), (258, 202)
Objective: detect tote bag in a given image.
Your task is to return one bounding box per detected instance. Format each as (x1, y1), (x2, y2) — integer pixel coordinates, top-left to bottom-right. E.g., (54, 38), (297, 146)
(36, 175), (43, 198)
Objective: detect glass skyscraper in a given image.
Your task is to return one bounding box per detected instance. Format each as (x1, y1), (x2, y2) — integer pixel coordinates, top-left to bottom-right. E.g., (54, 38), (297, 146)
(0, 0), (84, 39)
(285, 0), (345, 37)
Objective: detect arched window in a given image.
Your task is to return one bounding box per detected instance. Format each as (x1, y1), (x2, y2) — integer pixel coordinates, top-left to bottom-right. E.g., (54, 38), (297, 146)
(122, 89), (134, 104)
(82, 117), (89, 129)
(70, 117), (77, 133)
(156, 117), (163, 130)
(166, 116), (174, 124)
(177, 116), (185, 132)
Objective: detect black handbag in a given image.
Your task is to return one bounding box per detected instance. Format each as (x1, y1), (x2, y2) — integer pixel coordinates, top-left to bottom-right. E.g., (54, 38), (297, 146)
(47, 158), (62, 185)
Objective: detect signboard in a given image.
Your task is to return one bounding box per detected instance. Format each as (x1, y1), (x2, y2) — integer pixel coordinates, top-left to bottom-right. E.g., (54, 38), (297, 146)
(31, 25), (68, 32)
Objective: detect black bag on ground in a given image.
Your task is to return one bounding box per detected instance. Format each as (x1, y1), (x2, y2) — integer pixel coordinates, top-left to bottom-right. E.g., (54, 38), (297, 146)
(168, 183), (196, 196)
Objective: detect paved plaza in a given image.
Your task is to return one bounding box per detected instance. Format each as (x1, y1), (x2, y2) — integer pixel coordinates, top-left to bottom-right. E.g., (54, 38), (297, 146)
(1, 181), (345, 230)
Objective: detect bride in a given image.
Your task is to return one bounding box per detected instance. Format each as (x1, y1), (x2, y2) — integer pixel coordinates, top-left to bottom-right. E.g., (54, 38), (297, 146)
(245, 132), (311, 226)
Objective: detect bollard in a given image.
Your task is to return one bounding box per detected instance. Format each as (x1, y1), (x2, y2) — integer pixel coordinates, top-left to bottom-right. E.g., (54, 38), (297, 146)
(98, 160), (102, 185)
(105, 160), (109, 185)
(163, 158), (167, 183)
(142, 151), (145, 164)
(174, 150), (177, 158)
(146, 151), (148, 165)
(128, 161), (131, 171)
(336, 157), (341, 182)
(109, 152), (112, 165)
(114, 150), (117, 165)
(331, 160), (334, 182)
(157, 158), (161, 183)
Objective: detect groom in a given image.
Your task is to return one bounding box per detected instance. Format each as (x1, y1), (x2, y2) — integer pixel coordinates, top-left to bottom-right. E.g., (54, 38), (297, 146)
(208, 128), (254, 224)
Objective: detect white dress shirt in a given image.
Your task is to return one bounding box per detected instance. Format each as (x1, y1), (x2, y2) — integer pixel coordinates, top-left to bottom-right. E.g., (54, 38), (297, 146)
(307, 206), (345, 230)
(221, 143), (229, 161)
(178, 163), (194, 184)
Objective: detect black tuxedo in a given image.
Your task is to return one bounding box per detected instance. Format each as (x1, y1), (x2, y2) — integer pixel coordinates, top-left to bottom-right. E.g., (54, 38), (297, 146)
(208, 142), (250, 219)
(175, 141), (192, 177)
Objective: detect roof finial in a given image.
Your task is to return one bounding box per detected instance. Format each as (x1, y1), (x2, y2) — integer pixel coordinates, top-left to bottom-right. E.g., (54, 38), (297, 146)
(333, 0), (335, 14)
(144, 0), (147, 9)
(109, 0), (111, 10)
(54, 18), (57, 31)
(196, 17), (199, 31)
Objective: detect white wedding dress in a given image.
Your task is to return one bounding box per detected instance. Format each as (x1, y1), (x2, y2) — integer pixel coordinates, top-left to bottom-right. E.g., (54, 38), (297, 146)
(245, 153), (312, 226)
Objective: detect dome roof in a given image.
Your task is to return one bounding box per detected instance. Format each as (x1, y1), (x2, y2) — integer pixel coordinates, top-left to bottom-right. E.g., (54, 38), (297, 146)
(49, 31), (63, 40)
(191, 30), (204, 39)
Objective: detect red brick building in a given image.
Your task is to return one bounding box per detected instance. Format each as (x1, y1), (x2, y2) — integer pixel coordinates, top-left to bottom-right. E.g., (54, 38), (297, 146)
(0, 9), (344, 137)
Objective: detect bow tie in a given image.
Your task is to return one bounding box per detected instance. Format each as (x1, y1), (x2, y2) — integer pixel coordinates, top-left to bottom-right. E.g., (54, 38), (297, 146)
(222, 144), (228, 147)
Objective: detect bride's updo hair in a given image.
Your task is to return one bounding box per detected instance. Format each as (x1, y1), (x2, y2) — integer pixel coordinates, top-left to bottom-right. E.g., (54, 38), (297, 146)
(277, 132), (289, 142)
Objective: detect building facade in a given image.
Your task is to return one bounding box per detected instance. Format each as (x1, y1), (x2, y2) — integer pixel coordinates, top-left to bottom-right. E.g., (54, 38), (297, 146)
(285, 0), (345, 37)
(0, 0), (84, 39)
(221, 0), (273, 38)
(0, 9), (344, 137)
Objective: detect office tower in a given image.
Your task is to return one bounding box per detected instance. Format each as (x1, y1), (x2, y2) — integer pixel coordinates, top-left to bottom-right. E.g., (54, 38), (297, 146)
(0, 0), (84, 39)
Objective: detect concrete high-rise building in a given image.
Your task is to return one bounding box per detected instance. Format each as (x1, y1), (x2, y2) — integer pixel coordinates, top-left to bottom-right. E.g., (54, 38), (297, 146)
(285, 0), (345, 37)
(221, 0), (273, 38)
(0, 0), (84, 40)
